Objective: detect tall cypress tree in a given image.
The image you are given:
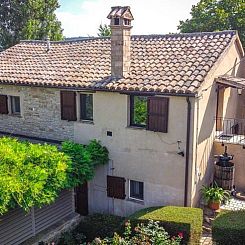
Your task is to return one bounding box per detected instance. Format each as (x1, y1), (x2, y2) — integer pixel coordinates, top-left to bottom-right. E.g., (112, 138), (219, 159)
(0, 0), (63, 50)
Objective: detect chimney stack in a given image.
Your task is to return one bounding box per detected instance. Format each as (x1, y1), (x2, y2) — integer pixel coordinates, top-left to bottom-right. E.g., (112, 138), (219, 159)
(107, 6), (134, 78)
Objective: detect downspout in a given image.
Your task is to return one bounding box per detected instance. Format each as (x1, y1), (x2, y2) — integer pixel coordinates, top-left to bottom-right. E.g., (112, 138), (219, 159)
(184, 97), (191, 207)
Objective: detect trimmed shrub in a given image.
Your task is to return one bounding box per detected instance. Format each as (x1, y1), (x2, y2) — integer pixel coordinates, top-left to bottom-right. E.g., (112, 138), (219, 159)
(129, 206), (203, 244)
(212, 210), (245, 245)
(74, 214), (124, 242)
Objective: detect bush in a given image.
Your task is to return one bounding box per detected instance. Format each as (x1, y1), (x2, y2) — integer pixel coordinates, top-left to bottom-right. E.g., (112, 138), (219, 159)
(74, 214), (124, 242)
(90, 220), (182, 245)
(0, 137), (108, 215)
(129, 206), (203, 244)
(212, 210), (245, 245)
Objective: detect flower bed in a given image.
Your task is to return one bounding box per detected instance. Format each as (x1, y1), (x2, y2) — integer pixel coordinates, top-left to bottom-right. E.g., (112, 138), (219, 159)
(129, 206), (203, 244)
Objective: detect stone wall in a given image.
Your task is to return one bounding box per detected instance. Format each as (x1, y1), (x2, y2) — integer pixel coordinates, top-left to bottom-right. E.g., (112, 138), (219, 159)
(0, 85), (74, 141)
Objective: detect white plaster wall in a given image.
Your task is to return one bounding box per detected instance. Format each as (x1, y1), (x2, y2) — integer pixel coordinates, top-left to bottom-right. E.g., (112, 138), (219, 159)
(190, 40), (243, 206)
(74, 92), (188, 216)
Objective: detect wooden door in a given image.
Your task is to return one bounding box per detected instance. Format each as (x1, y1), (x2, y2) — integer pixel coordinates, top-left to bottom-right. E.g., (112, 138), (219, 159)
(75, 182), (88, 216)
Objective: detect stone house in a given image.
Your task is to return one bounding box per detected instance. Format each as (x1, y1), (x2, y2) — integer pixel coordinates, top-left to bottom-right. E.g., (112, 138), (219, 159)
(0, 6), (245, 221)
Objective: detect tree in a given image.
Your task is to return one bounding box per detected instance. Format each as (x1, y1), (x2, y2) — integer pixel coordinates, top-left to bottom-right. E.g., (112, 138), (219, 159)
(0, 0), (63, 50)
(178, 0), (245, 47)
(98, 24), (111, 37)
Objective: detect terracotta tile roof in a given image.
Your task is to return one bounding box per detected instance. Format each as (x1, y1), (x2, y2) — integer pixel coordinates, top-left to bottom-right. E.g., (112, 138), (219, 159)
(0, 30), (237, 94)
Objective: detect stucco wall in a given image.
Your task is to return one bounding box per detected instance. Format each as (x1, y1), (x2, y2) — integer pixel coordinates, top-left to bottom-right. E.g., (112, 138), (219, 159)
(190, 40), (243, 206)
(74, 92), (189, 216)
(0, 84), (189, 217)
(0, 85), (74, 141)
(214, 142), (245, 191)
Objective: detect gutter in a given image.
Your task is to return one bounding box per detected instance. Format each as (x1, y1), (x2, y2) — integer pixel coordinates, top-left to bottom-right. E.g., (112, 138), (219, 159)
(184, 97), (191, 207)
(0, 81), (196, 97)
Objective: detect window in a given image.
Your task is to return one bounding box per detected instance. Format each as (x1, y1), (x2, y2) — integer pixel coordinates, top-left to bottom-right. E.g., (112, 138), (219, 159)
(60, 91), (77, 121)
(130, 96), (147, 127)
(124, 19), (130, 26)
(130, 95), (169, 133)
(107, 175), (126, 199)
(80, 94), (93, 121)
(114, 18), (120, 25)
(129, 180), (144, 201)
(0, 95), (8, 114)
(10, 96), (21, 115)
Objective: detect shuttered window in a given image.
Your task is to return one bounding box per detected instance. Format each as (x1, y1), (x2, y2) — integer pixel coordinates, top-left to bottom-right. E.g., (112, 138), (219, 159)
(130, 96), (169, 133)
(147, 97), (169, 133)
(0, 95), (8, 114)
(107, 175), (126, 199)
(60, 91), (77, 121)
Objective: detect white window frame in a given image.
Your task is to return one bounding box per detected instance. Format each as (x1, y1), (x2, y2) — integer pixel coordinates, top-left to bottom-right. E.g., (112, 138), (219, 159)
(10, 96), (21, 115)
(6, 94), (23, 117)
(76, 92), (94, 123)
(129, 179), (144, 201)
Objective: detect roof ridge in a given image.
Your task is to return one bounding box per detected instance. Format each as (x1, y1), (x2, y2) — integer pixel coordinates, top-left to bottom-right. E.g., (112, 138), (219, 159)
(19, 30), (237, 45)
(132, 30), (237, 39)
(20, 36), (110, 44)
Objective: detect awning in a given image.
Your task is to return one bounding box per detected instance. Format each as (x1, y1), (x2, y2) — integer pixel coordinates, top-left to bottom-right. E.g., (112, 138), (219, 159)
(216, 75), (245, 89)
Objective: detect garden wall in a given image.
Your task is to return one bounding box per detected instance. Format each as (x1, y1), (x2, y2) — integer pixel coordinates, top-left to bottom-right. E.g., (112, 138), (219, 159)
(0, 189), (75, 245)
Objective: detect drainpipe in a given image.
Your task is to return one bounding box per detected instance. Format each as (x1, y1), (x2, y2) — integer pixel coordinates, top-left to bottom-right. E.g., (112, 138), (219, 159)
(184, 97), (191, 207)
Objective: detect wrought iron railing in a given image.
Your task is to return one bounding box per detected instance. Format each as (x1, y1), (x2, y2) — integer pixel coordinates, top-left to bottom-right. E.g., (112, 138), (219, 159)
(216, 117), (245, 145)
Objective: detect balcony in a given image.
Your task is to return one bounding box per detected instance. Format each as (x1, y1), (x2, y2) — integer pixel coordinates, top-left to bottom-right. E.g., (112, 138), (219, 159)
(216, 117), (245, 146)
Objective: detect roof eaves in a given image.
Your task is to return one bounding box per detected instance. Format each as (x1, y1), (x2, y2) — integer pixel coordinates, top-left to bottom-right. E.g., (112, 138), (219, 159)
(196, 33), (239, 94)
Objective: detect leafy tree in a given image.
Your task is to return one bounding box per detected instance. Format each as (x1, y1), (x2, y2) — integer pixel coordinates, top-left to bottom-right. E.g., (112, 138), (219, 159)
(0, 0), (63, 50)
(0, 137), (108, 214)
(98, 24), (111, 37)
(178, 0), (245, 47)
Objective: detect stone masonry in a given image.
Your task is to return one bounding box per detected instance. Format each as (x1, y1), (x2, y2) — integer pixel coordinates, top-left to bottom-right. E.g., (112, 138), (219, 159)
(0, 85), (74, 141)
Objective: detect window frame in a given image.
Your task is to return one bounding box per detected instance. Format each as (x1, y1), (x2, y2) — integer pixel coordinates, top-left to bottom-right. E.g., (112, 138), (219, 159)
(79, 93), (93, 122)
(129, 95), (169, 133)
(129, 179), (144, 201)
(10, 96), (21, 115)
(130, 95), (148, 128)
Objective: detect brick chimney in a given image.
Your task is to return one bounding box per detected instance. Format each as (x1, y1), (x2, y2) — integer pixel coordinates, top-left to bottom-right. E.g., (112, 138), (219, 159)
(107, 6), (134, 78)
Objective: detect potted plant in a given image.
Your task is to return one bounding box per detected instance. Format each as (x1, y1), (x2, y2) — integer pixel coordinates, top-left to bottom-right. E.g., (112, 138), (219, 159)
(201, 182), (230, 210)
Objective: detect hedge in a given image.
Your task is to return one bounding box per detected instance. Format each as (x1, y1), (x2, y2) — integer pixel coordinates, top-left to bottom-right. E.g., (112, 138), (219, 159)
(129, 206), (203, 244)
(212, 210), (245, 245)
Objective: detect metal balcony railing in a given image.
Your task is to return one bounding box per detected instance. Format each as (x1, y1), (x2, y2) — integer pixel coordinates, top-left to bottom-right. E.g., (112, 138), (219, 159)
(216, 117), (245, 145)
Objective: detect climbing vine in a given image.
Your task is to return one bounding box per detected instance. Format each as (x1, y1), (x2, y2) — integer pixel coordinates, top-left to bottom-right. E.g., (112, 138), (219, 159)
(0, 137), (108, 215)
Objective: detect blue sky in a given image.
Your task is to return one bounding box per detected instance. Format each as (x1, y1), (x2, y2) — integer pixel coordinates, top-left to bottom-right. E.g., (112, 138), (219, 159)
(57, 0), (199, 37)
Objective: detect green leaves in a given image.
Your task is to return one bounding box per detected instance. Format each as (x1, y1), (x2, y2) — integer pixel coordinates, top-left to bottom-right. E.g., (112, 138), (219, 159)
(201, 182), (231, 203)
(0, 0), (63, 50)
(0, 137), (108, 215)
(98, 24), (111, 37)
(178, 0), (245, 47)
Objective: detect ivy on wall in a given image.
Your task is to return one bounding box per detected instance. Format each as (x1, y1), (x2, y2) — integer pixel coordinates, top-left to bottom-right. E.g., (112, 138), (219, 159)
(0, 137), (109, 215)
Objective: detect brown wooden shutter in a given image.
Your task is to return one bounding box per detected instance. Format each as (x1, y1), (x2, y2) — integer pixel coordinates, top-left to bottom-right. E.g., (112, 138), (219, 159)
(107, 175), (126, 199)
(60, 91), (77, 121)
(0, 95), (8, 114)
(147, 97), (169, 133)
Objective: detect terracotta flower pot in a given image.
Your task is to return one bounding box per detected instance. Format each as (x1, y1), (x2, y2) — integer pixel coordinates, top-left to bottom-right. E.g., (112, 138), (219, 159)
(208, 200), (221, 210)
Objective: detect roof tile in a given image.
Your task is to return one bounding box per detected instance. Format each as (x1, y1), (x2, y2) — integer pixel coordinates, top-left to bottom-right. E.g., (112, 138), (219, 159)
(0, 31), (237, 94)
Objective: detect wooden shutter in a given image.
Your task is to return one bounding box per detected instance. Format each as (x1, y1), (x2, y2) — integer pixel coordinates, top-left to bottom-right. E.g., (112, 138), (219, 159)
(147, 97), (169, 133)
(60, 91), (77, 121)
(107, 175), (126, 199)
(0, 95), (8, 114)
